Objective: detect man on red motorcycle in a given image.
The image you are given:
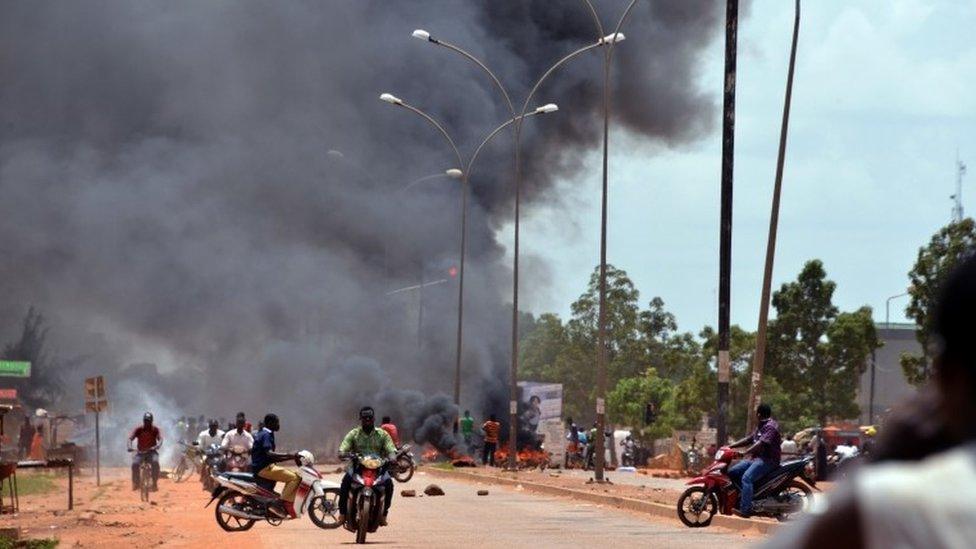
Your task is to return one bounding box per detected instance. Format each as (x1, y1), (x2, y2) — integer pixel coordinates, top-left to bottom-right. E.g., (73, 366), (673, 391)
(337, 407), (397, 527)
(727, 403), (781, 517)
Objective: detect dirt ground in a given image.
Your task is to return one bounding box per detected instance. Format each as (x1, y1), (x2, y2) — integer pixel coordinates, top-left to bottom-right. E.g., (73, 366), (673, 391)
(5, 467), (257, 548)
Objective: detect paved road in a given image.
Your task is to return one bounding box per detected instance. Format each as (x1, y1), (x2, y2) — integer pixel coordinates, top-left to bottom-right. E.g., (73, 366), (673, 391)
(255, 474), (758, 548)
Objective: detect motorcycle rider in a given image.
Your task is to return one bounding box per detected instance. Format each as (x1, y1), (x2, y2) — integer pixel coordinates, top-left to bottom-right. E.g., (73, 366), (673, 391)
(197, 419), (226, 480)
(728, 403), (781, 517)
(128, 412), (162, 491)
(379, 416), (400, 448)
(338, 406), (397, 527)
(252, 413), (301, 519)
(221, 412), (254, 470)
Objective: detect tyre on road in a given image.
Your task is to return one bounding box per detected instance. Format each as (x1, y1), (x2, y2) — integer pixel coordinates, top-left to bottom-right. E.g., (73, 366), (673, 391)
(676, 486), (717, 528)
(214, 492), (256, 532)
(308, 488), (343, 529)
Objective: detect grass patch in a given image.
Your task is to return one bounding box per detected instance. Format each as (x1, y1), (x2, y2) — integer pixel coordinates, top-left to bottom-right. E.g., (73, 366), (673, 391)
(0, 538), (59, 549)
(430, 462), (455, 471)
(13, 473), (58, 496)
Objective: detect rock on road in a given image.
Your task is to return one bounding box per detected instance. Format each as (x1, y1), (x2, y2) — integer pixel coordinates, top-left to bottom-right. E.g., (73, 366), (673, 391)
(256, 473), (756, 548)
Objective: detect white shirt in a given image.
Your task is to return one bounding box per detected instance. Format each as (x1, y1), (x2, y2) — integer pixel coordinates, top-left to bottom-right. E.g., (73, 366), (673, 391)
(857, 442), (976, 549)
(196, 429), (225, 450)
(781, 439), (798, 455)
(221, 429), (254, 451)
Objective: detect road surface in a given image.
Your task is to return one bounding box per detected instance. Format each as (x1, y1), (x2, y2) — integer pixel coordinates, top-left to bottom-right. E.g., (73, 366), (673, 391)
(254, 473), (757, 548)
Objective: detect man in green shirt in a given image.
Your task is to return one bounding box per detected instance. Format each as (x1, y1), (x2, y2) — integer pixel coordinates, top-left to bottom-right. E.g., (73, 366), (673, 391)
(459, 410), (475, 448)
(338, 406), (397, 526)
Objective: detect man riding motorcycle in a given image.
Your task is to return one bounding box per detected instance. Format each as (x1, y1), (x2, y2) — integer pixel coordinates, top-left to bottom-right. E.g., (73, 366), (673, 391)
(221, 412), (254, 471)
(197, 419), (226, 480)
(252, 413), (302, 518)
(338, 407), (397, 527)
(727, 403), (782, 517)
(128, 412), (162, 491)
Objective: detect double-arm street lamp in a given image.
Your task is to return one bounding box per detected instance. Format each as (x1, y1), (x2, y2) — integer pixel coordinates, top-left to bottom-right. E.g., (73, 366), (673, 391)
(380, 93), (557, 419)
(412, 23), (623, 470)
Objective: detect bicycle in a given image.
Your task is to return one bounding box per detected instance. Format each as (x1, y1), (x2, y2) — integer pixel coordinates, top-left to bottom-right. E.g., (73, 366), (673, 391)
(172, 441), (200, 482)
(130, 449), (156, 502)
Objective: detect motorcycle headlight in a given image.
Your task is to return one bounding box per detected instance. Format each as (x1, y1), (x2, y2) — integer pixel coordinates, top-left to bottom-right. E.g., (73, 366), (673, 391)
(715, 450), (724, 460)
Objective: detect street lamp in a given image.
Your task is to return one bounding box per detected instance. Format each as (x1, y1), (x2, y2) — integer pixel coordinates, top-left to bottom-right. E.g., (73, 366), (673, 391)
(380, 94), (558, 421)
(413, 20), (618, 471)
(885, 289), (911, 328)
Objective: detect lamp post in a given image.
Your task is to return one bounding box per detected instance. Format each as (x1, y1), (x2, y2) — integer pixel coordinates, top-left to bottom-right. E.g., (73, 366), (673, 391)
(380, 94), (557, 418)
(413, 25), (619, 471)
(870, 289), (911, 423)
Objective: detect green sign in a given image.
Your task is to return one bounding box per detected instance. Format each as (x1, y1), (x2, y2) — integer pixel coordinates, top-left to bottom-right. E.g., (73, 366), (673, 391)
(0, 361), (30, 377)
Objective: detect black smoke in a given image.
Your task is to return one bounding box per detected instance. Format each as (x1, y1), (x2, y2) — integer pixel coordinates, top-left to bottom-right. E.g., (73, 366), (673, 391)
(0, 1), (724, 450)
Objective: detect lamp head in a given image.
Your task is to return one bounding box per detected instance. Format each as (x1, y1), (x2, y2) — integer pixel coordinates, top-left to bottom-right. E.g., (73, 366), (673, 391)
(535, 103), (559, 114)
(326, 149), (344, 158)
(412, 29), (431, 41)
(602, 32), (626, 45)
(380, 93), (402, 105)
(445, 168), (463, 179)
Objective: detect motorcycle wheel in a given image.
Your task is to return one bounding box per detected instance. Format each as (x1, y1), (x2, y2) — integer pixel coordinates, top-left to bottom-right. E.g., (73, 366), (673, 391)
(356, 498), (370, 544)
(775, 480), (813, 522)
(676, 486), (717, 528)
(393, 456), (414, 483)
(214, 491), (257, 532)
(308, 488), (343, 529)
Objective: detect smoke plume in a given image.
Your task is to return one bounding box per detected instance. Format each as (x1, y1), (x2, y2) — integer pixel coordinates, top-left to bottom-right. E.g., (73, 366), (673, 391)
(0, 1), (723, 452)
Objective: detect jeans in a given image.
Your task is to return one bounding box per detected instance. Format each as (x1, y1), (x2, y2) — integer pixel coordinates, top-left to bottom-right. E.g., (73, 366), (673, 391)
(727, 458), (776, 513)
(339, 473), (393, 516)
(482, 442), (497, 466)
(131, 451), (160, 488)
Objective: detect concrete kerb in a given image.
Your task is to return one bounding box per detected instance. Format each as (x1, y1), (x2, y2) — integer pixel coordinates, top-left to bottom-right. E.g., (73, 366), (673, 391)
(423, 467), (776, 536)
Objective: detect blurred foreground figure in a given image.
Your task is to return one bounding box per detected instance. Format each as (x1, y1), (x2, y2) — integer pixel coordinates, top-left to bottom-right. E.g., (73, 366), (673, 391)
(766, 254), (976, 548)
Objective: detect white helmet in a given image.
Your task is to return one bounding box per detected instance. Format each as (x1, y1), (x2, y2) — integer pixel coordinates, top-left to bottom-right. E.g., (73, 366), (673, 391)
(297, 450), (314, 466)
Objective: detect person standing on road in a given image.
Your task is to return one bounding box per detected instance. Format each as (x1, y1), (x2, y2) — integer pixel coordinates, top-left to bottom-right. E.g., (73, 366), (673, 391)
(727, 403), (781, 517)
(18, 415), (34, 460)
(482, 414), (501, 467)
(380, 416), (400, 448)
(460, 411), (474, 449)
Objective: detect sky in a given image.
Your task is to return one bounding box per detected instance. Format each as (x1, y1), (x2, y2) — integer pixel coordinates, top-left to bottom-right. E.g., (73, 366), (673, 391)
(506, 0), (976, 334)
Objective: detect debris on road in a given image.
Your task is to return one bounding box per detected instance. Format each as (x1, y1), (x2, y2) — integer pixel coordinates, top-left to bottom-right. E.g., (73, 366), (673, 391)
(423, 484), (445, 496)
(401, 489), (417, 497)
(476, 490), (489, 496)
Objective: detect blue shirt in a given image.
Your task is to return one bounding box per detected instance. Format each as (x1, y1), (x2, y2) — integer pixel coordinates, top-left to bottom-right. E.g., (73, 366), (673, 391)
(753, 419), (782, 465)
(251, 428), (275, 472)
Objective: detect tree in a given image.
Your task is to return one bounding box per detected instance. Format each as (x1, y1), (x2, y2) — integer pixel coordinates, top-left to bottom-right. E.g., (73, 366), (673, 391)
(607, 368), (675, 440)
(765, 260), (879, 428)
(901, 218), (976, 385)
(3, 306), (65, 407)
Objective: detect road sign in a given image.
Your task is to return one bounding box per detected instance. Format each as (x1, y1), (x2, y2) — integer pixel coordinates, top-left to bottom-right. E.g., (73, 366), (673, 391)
(85, 376), (106, 400)
(84, 375), (108, 486)
(0, 388), (16, 400)
(0, 361), (31, 377)
(85, 401), (108, 413)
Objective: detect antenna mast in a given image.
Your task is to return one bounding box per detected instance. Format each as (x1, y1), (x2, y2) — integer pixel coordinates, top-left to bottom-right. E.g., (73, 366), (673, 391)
(953, 151), (966, 222)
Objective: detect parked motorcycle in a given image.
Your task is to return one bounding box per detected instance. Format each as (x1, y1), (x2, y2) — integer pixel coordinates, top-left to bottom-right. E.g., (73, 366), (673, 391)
(676, 446), (814, 527)
(342, 453), (393, 544)
(225, 445), (250, 473)
(206, 450), (342, 531)
(201, 443), (224, 491)
(392, 445), (415, 483)
(620, 439), (637, 467)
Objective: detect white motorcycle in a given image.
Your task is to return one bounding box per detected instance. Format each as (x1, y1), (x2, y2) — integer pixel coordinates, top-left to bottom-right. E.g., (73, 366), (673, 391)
(206, 450), (342, 531)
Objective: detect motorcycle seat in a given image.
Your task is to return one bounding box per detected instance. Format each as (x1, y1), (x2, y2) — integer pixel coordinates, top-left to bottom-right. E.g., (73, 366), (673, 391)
(754, 458), (808, 486)
(222, 472), (255, 481)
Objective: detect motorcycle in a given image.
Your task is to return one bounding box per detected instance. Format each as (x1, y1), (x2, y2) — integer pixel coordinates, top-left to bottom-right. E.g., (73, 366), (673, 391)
(225, 445), (250, 473)
(343, 453), (393, 544)
(620, 440), (636, 467)
(391, 445), (415, 483)
(201, 443), (224, 491)
(676, 446), (814, 527)
(206, 450), (342, 532)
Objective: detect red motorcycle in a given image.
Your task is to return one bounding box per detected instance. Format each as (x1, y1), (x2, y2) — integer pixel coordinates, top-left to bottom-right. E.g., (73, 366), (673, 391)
(676, 446), (815, 527)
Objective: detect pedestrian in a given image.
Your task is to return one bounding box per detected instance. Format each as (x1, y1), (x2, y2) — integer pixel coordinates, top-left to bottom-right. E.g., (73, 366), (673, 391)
(482, 414), (500, 467)
(380, 416), (400, 448)
(765, 253), (976, 548)
(459, 410), (474, 449)
(18, 414), (34, 460)
(29, 424), (46, 461)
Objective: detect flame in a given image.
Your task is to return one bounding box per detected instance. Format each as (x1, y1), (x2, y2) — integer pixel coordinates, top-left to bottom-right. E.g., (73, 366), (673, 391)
(493, 446), (550, 468)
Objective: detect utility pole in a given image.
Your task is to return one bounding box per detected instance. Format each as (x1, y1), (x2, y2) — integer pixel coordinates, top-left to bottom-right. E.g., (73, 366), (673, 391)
(716, 0), (739, 449)
(952, 151), (966, 222)
(747, 0), (801, 435)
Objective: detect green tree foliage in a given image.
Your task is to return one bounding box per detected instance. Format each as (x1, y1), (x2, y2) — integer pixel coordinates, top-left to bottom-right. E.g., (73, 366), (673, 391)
(901, 218), (976, 385)
(607, 368), (675, 439)
(765, 261), (879, 429)
(2, 306), (66, 407)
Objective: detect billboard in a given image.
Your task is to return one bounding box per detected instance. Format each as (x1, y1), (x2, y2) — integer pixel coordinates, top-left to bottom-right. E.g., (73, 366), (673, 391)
(517, 381), (563, 435)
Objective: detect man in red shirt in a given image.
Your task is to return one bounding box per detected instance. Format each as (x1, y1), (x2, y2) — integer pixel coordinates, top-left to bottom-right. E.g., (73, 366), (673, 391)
(380, 416), (400, 448)
(128, 412), (162, 491)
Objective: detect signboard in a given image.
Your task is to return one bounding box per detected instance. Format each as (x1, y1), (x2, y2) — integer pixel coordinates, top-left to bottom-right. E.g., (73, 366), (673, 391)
(85, 376), (106, 400)
(0, 361), (31, 378)
(85, 401), (108, 413)
(84, 375), (108, 487)
(517, 382), (563, 434)
(540, 418), (566, 467)
(0, 388), (17, 400)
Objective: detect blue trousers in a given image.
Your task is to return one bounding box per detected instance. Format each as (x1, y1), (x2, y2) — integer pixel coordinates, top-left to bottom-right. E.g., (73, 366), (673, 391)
(728, 458), (775, 512)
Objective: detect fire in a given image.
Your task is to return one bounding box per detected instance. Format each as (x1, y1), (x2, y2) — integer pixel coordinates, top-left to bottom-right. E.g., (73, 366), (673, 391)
(421, 445), (476, 467)
(493, 446), (550, 469)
